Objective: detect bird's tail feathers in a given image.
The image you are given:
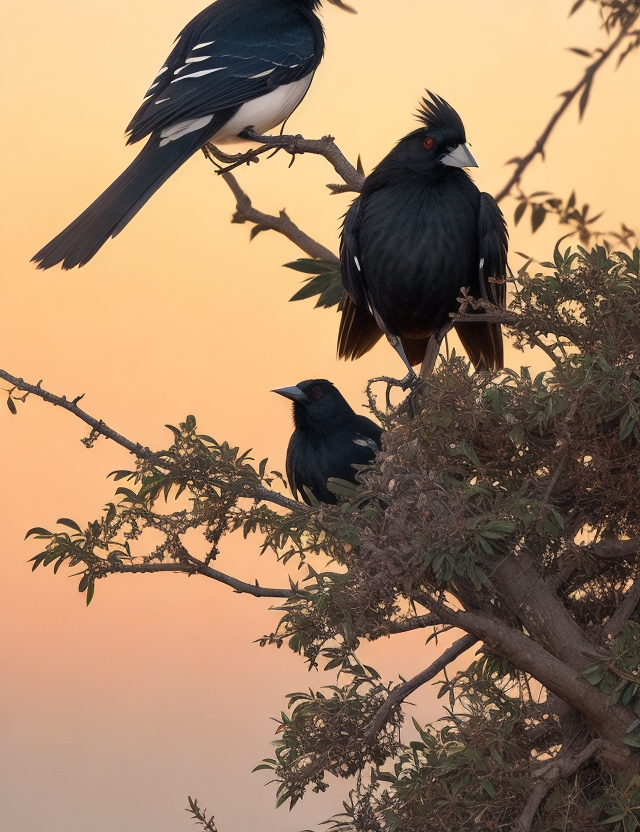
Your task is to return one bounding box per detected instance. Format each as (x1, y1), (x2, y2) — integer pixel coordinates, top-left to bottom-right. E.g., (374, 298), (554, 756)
(32, 131), (208, 270)
(337, 294), (384, 360)
(455, 321), (504, 371)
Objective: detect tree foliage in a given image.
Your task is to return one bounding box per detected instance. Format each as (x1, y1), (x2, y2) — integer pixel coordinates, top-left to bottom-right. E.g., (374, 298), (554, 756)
(21, 243), (640, 830)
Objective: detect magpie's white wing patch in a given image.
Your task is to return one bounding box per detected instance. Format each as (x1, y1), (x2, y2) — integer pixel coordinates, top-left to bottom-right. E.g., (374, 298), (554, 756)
(353, 434), (379, 452)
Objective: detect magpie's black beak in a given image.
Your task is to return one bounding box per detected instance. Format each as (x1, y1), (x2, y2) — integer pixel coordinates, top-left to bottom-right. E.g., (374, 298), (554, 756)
(327, 0), (357, 13)
(272, 385), (310, 403)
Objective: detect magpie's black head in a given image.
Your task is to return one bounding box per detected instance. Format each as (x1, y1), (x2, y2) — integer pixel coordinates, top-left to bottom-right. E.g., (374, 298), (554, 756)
(273, 379), (355, 430)
(304, 0), (357, 11)
(389, 91), (478, 176)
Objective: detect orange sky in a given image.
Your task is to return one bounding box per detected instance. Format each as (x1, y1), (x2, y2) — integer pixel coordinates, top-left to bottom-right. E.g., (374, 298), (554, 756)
(1, 1), (639, 830)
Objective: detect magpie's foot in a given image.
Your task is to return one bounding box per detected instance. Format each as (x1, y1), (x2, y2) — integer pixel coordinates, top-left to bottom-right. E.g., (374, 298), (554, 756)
(203, 143), (267, 173)
(203, 143), (247, 164)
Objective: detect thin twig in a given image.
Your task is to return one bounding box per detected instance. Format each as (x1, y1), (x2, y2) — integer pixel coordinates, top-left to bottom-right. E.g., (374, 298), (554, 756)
(511, 739), (601, 832)
(363, 634), (478, 741)
(0, 368), (156, 459)
(494, 25), (633, 203)
(1, 368), (306, 513)
(238, 130), (365, 193)
(369, 613), (443, 639)
(110, 560), (293, 598)
(221, 172), (338, 263)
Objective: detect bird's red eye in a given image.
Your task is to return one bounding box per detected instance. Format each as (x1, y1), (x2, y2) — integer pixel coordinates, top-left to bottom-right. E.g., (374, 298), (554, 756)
(423, 137), (435, 149)
(310, 386), (323, 400)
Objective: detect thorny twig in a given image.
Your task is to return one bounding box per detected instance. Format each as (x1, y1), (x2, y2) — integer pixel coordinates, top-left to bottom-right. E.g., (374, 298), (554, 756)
(0, 368), (305, 513)
(494, 22), (635, 204)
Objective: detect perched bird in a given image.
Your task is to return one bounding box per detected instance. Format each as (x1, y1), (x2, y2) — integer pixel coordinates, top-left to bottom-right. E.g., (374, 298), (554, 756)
(273, 379), (382, 504)
(33, 0), (354, 271)
(338, 91), (508, 377)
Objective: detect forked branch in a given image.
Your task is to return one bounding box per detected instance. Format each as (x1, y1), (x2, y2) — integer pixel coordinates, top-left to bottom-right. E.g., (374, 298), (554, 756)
(363, 633), (478, 741)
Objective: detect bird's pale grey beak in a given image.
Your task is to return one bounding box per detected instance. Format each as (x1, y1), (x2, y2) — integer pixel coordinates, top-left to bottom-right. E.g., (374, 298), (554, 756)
(272, 385), (310, 403)
(327, 0), (357, 12)
(441, 143), (478, 169)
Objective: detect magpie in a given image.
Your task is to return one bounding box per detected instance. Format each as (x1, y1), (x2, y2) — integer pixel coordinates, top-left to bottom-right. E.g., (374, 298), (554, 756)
(32, 0), (354, 271)
(273, 379), (382, 505)
(338, 91), (508, 377)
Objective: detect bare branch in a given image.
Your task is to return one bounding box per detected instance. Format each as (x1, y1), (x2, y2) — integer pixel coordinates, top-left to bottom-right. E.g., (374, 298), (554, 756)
(494, 24), (633, 204)
(236, 130), (365, 193)
(221, 172), (338, 263)
(110, 559), (293, 598)
(604, 573), (640, 638)
(363, 634), (478, 741)
(512, 739), (601, 832)
(0, 368), (156, 460)
(589, 538), (640, 560)
(369, 613), (443, 639)
(1, 368), (304, 513)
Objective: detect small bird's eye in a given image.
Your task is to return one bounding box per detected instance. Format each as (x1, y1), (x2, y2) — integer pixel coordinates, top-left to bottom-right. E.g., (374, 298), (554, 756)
(423, 137), (435, 149)
(310, 386), (323, 400)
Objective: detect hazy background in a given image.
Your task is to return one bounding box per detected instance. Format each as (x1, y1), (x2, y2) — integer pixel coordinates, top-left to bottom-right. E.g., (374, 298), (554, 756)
(1, 1), (639, 830)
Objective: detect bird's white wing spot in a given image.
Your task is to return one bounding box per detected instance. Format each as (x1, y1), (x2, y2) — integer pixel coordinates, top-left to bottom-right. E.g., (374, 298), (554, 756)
(353, 435), (378, 452)
(249, 68), (276, 79)
(159, 115), (214, 145)
(479, 257), (485, 269)
(155, 98), (170, 104)
(186, 56), (212, 64)
(171, 68), (226, 83)
(354, 256), (361, 271)
(192, 41), (215, 50)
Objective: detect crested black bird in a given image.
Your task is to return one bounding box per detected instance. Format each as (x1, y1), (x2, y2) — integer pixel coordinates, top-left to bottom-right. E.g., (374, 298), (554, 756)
(273, 379), (382, 505)
(33, 0), (354, 271)
(338, 91), (508, 377)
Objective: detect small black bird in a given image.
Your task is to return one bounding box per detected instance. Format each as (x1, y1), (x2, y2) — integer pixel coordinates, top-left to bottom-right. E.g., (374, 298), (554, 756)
(273, 379), (382, 504)
(33, 0), (354, 271)
(338, 91), (508, 377)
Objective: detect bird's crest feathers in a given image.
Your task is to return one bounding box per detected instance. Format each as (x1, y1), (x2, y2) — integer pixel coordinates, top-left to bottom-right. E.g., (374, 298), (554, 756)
(417, 91), (465, 138)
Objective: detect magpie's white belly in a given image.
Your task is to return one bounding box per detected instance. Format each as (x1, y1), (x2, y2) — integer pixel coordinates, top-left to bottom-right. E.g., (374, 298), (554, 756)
(158, 74), (314, 147)
(212, 73), (314, 144)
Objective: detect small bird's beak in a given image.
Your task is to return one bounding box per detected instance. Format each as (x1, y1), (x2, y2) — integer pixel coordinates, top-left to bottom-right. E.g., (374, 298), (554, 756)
(441, 143), (478, 169)
(272, 385), (310, 403)
(327, 0), (357, 13)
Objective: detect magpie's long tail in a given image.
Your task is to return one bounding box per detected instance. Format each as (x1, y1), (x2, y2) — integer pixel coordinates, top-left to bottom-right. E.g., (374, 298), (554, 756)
(32, 132), (208, 270)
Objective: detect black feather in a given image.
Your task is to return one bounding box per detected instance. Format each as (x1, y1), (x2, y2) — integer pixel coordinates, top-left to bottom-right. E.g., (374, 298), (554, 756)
(275, 379), (382, 505)
(338, 90), (508, 373)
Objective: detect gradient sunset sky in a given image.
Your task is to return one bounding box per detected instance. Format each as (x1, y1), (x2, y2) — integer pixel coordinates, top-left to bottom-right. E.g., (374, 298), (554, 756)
(1, 1), (639, 830)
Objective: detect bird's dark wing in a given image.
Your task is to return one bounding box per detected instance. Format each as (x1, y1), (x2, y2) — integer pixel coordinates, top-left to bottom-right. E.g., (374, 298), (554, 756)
(339, 197), (371, 310)
(354, 415), (383, 449)
(127, 7), (321, 143)
(285, 432), (305, 502)
(478, 192), (508, 309)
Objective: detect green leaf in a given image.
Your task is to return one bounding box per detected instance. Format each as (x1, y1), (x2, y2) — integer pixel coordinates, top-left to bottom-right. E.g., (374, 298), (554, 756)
(326, 478), (360, 498)
(283, 258), (338, 274)
(490, 747), (505, 766)
(25, 527), (53, 539)
(481, 779), (496, 798)
(57, 518), (83, 533)
(513, 202), (527, 226)
(531, 204), (547, 233)
(623, 736), (640, 748)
